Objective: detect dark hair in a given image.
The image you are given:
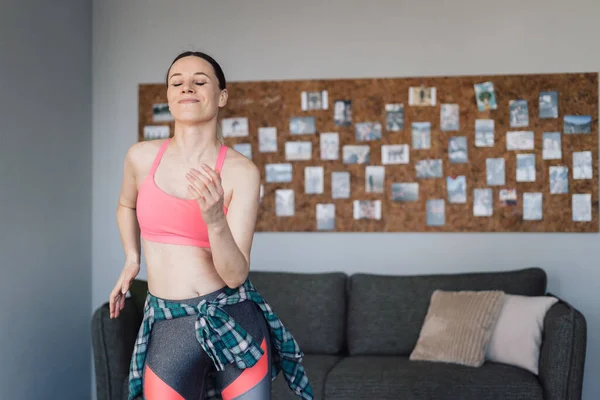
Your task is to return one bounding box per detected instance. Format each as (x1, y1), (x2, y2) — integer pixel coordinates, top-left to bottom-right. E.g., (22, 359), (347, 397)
(165, 51), (226, 90)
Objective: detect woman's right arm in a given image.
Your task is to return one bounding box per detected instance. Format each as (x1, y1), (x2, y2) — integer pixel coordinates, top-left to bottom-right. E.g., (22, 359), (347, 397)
(110, 144), (142, 319)
(117, 145), (141, 266)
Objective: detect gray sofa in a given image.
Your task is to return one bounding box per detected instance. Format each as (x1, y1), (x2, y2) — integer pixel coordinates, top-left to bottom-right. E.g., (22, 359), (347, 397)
(92, 267), (587, 399)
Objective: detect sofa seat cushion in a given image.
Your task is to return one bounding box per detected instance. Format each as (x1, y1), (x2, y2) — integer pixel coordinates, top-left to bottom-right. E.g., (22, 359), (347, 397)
(271, 354), (342, 400)
(325, 356), (544, 400)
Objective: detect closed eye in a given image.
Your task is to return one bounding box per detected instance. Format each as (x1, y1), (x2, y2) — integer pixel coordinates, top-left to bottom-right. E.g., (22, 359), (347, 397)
(171, 82), (206, 87)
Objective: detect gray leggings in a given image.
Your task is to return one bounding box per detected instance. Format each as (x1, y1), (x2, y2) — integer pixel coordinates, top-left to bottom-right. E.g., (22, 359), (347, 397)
(144, 286), (272, 399)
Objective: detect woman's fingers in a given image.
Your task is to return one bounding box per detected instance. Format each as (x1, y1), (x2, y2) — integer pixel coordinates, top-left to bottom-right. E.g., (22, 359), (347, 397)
(200, 164), (224, 195)
(188, 181), (207, 205)
(187, 169), (218, 200)
(109, 285), (121, 318)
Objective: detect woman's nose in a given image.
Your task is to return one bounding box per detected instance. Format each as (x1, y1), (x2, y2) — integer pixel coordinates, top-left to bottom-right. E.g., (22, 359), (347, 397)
(181, 83), (195, 93)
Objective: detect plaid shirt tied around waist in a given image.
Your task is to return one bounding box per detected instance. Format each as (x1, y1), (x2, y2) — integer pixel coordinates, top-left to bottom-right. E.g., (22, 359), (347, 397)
(128, 278), (313, 400)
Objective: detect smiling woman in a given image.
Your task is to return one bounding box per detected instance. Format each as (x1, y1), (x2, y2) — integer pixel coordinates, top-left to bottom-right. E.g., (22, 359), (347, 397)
(107, 51), (313, 400)
(165, 51), (228, 144)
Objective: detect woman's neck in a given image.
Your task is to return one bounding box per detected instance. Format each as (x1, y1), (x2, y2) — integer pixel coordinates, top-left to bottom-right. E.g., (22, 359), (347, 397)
(171, 122), (221, 164)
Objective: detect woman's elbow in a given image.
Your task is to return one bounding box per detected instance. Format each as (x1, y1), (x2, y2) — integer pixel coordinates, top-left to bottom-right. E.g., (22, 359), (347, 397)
(224, 276), (247, 289)
(224, 265), (249, 289)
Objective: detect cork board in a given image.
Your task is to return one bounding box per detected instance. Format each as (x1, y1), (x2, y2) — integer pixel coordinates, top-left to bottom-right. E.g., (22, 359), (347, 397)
(138, 72), (598, 232)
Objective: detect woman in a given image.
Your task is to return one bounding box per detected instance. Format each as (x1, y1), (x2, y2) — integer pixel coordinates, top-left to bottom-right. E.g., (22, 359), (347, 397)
(108, 51), (313, 400)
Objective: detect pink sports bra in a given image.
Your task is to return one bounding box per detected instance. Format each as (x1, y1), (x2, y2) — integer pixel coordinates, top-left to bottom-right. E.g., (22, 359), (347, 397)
(136, 138), (229, 248)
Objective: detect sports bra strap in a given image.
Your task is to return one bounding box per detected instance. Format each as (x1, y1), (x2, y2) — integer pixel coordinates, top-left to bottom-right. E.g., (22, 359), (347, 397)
(215, 145), (228, 174)
(149, 138), (171, 175)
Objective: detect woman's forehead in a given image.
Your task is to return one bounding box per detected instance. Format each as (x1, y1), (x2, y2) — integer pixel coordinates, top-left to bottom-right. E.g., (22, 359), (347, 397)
(170, 57), (213, 77)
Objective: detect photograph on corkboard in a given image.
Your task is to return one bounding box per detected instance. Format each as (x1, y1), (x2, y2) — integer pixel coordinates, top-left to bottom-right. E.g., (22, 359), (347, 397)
(138, 72), (598, 233)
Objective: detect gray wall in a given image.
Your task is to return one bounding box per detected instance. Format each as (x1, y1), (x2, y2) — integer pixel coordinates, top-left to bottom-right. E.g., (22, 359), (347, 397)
(92, 0), (600, 398)
(0, 0), (92, 399)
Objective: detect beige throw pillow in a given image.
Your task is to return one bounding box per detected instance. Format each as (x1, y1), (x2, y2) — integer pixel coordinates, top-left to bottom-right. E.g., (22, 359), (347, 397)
(410, 290), (505, 367)
(485, 294), (558, 375)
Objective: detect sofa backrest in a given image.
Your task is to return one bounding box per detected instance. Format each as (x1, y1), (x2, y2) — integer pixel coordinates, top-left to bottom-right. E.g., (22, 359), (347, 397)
(346, 267), (547, 356)
(249, 270), (347, 355)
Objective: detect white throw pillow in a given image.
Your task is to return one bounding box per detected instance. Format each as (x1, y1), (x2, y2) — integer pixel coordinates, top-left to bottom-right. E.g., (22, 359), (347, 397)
(485, 294), (558, 375)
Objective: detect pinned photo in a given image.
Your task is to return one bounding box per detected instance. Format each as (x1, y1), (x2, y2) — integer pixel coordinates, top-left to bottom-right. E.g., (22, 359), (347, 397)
(509, 99), (529, 127)
(448, 136), (468, 163)
(221, 117), (248, 137)
(440, 104), (459, 131)
(365, 166), (385, 193)
(260, 184), (264, 203)
(290, 116), (316, 135)
(500, 189), (518, 207)
(320, 132), (339, 160)
(506, 131), (534, 150)
(316, 203), (335, 230)
(331, 171), (350, 199)
(381, 144), (409, 164)
(573, 151), (592, 179)
(222, 117), (249, 137)
(301, 90), (328, 111)
(233, 143), (252, 159)
(275, 189), (294, 217)
(343, 145), (370, 164)
(447, 175), (467, 203)
(353, 200), (382, 220)
(523, 192), (542, 220)
(474, 82), (497, 111)
(305, 166), (324, 194)
(475, 119), (494, 147)
(486, 158), (505, 186)
(550, 166), (569, 194)
(385, 104), (404, 131)
(412, 122), (431, 149)
(265, 163), (292, 183)
(391, 183), (419, 202)
(539, 91), (558, 119)
(333, 100), (352, 126)
(285, 141), (312, 161)
(474, 188), (493, 217)
(542, 132), (561, 160)
(258, 127), (277, 152)
(516, 154), (536, 182)
(416, 159), (443, 179)
(409, 86), (437, 106)
(355, 122), (382, 141)
(144, 125), (170, 140)
(427, 199), (445, 226)
(152, 103), (173, 122)
(564, 115), (592, 134)
(572, 193), (592, 222)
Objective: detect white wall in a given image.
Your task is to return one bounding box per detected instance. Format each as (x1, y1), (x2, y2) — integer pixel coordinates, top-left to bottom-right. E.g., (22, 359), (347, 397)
(92, 0), (600, 398)
(0, 0), (92, 399)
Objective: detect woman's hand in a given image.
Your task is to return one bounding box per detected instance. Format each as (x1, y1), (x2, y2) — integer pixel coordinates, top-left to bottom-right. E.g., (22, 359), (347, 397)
(109, 261), (140, 319)
(186, 164), (226, 226)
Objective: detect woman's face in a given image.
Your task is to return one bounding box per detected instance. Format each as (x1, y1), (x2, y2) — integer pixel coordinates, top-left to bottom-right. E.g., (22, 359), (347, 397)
(166, 56), (227, 124)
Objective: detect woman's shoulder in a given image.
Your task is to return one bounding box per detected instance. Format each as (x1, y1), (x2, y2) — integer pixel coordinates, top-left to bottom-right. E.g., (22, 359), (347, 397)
(223, 146), (261, 185)
(125, 138), (167, 173)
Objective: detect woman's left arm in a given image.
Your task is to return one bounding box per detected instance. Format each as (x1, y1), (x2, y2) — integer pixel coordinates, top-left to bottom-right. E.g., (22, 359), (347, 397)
(187, 159), (261, 288)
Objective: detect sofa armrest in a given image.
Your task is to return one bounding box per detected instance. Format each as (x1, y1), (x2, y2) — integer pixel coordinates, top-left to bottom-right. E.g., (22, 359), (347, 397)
(538, 295), (587, 400)
(92, 297), (142, 400)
